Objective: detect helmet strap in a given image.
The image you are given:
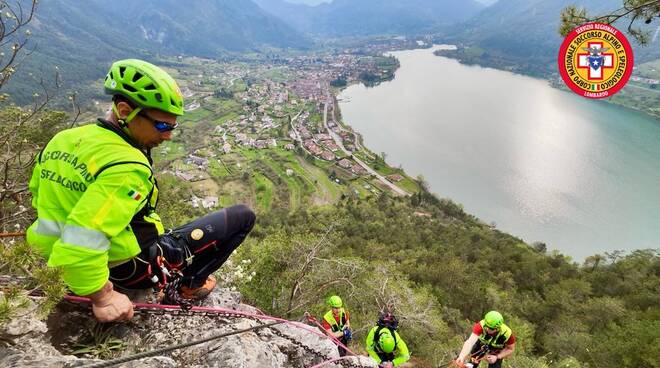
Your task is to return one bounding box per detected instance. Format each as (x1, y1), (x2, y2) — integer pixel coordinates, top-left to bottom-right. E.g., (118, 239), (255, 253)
(112, 102), (142, 128)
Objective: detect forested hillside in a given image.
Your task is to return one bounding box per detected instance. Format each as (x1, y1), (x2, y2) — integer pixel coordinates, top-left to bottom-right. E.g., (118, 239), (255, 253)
(440, 0), (660, 77)
(156, 186), (660, 367)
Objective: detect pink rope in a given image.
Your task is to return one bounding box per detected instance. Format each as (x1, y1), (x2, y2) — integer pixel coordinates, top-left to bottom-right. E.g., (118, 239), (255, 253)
(305, 314), (358, 356)
(307, 356), (358, 368)
(63, 295), (355, 354)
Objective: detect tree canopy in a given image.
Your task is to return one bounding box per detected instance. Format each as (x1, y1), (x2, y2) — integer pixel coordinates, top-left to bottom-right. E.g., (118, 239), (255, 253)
(560, 0), (660, 44)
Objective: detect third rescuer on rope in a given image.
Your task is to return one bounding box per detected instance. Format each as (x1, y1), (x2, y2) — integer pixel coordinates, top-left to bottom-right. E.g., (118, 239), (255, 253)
(365, 317), (410, 367)
(455, 311), (516, 368)
(27, 59), (255, 322)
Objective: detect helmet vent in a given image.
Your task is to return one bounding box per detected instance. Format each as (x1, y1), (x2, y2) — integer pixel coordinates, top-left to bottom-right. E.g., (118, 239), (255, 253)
(137, 94), (147, 102)
(143, 83), (156, 90)
(123, 84), (137, 93)
(131, 71), (143, 83)
(170, 97), (177, 106)
(119, 66), (127, 78)
(155, 93), (163, 102)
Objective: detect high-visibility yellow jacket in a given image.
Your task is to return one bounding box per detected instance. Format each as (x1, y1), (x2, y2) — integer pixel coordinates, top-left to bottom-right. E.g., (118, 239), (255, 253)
(477, 320), (513, 350)
(323, 308), (348, 332)
(27, 121), (163, 295)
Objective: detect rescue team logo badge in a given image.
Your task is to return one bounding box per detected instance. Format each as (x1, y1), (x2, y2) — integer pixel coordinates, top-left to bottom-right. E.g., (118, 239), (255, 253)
(558, 22), (633, 99)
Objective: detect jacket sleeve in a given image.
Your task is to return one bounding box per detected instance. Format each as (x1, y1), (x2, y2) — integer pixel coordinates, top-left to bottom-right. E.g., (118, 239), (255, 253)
(47, 164), (153, 295)
(392, 331), (410, 366)
(365, 327), (381, 363)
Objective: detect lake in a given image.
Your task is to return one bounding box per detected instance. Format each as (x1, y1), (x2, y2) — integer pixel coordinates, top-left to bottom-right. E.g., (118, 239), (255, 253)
(338, 45), (660, 260)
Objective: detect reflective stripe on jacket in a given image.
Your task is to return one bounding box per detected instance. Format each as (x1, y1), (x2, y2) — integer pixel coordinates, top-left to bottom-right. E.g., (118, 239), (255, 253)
(26, 122), (163, 295)
(478, 320), (513, 349)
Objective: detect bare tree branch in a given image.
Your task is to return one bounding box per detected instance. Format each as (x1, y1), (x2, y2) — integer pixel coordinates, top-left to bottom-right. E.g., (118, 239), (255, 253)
(285, 223), (336, 315)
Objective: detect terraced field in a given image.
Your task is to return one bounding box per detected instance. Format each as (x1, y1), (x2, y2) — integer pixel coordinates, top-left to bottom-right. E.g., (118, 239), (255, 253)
(151, 73), (418, 216)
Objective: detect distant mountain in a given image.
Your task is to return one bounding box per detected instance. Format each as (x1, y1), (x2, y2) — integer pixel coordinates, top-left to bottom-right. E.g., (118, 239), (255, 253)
(252, 0), (317, 34)
(255, 0), (484, 36)
(443, 0), (659, 76)
(474, 0), (499, 5)
(38, 0), (309, 55)
(6, 0), (309, 104)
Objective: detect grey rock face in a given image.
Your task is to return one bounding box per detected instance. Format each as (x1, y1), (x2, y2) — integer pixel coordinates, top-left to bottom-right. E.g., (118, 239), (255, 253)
(0, 287), (376, 368)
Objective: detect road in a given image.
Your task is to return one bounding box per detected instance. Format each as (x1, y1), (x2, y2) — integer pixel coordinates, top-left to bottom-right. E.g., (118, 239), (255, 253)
(290, 108), (304, 142)
(322, 97), (408, 197)
(329, 96), (373, 158)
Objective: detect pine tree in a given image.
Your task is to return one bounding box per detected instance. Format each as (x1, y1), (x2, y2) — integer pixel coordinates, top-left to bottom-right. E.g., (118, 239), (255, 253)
(560, 0), (660, 44)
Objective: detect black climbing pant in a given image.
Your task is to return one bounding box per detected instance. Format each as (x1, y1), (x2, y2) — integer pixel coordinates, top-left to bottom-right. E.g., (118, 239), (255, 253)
(338, 336), (350, 357)
(110, 204), (256, 289)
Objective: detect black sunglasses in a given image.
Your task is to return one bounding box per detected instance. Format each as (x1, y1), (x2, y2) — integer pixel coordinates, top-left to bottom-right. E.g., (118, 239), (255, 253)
(139, 112), (178, 132)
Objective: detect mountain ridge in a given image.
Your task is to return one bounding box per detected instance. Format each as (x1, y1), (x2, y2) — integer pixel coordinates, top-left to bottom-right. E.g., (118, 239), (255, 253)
(5, 0), (310, 104)
(441, 0), (660, 76)
(254, 0), (485, 36)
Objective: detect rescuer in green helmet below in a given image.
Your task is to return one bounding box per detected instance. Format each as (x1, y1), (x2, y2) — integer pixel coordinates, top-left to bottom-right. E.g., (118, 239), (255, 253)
(322, 295), (353, 356)
(365, 311), (410, 367)
(454, 311), (516, 368)
(26, 59), (255, 323)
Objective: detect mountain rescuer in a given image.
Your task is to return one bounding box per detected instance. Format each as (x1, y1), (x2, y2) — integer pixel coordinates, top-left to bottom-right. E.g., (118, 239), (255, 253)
(27, 59), (255, 323)
(365, 312), (410, 367)
(454, 311), (516, 368)
(322, 295), (352, 356)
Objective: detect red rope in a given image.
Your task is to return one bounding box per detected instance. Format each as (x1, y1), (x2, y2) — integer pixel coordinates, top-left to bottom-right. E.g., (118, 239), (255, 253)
(64, 296), (366, 367)
(64, 295), (340, 343)
(305, 312), (359, 356)
(0, 232), (26, 238)
(308, 356), (358, 368)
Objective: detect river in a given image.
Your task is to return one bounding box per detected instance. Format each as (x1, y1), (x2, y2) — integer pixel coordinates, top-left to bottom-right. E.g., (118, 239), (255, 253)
(338, 45), (660, 260)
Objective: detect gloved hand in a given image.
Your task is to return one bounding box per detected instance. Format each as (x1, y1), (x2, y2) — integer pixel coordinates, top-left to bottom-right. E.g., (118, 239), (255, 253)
(452, 359), (467, 368)
(486, 354), (499, 364)
(343, 327), (352, 340)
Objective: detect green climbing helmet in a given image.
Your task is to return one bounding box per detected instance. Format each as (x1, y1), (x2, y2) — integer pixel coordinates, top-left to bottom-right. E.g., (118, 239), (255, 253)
(104, 59), (184, 116)
(328, 295), (343, 308)
(378, 329), (396, 353)
(484, 311), (504, 329)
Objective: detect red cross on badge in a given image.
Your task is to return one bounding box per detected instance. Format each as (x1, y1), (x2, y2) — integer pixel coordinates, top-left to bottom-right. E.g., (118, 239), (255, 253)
(577, 42), (614, 80)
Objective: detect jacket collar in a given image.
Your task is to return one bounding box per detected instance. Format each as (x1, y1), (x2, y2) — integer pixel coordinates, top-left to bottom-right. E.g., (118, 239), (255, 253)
(96, 118), (153, 164)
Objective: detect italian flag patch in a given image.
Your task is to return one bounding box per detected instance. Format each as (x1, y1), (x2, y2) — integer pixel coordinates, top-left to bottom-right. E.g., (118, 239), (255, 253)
(128, 189), (142, 201)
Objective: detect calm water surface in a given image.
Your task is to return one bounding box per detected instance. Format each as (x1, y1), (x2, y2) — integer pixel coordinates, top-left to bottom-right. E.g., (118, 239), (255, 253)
(338, 45), (660, 260)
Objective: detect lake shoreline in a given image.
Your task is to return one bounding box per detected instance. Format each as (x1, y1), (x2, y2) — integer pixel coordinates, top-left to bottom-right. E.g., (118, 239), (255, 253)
(336, 46), (660, 261)
(434, 45), (660, 120)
